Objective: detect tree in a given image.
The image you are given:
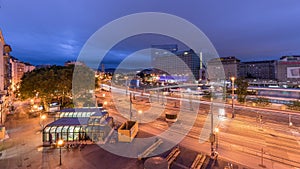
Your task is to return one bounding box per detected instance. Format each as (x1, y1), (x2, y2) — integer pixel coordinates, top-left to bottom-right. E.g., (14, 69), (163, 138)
(19, 65), (73, 110)
(19, 65), (96, 110)
(288, 100), (300, 111)
(72, 65), (97, 107)
(235, 78), (249, 103)
(255, 96), (270, 107)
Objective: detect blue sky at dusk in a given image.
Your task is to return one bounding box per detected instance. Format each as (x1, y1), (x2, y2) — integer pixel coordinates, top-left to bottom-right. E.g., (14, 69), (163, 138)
(1, 0), (300, 67)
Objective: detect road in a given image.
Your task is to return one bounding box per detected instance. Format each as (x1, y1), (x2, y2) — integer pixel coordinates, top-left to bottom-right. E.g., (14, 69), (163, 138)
(98, 88), (300, 168)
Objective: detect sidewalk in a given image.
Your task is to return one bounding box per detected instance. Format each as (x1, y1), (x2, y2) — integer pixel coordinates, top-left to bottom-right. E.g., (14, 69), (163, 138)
(0, 131), (9, 159)
(0, 131), (9, 142)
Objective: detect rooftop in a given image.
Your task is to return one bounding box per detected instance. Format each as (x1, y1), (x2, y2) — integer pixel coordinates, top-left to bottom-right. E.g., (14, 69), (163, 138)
(46, 117), (89, 127)
(60, 107), (104, 113)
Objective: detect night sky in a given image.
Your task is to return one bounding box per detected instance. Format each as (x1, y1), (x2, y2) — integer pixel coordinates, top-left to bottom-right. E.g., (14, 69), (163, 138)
(1, 0), (300, 67)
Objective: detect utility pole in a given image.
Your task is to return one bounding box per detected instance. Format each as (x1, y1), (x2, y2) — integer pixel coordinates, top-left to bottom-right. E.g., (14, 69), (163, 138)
(157, 90), (159, 103)
(189, 94), (193, 111)
(259, 148), (266, 168)
(130, 92), (132, 120)
(289, 114), (293, 126)
(0, 101), (3, 125)
(210, 97), (216, 158)
(231, 77), (235, 118)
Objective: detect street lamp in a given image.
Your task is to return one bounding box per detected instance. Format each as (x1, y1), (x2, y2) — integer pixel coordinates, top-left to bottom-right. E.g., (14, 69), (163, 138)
(103, 101), (108, 107)
(57, 139), (64, 166)
(215, 127), (219, 150)
(129, 93), (133, 120)
(40, 114), (47, 130)
(0, 101), (3, 125)
(124, 76), (128, 96)
(289, 114), (293, 127)
(138, 110), (143, 123)
(231, 77), (235, 118)
(33, 104), (38, 111)
(209, 97), (215, 158)
(30, 99), (34, 105)
(189, 94), (193, 111)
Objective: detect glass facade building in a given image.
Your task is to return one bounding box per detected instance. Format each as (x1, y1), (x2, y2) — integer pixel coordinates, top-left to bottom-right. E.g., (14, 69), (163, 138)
(151, 44), (203, 82)
(42, 108), (113, 144)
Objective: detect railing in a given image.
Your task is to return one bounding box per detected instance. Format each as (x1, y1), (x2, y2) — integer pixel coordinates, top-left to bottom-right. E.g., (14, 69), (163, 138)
(190, 153), (206, 169)
(166, 146), (181, 166)
(137, 138), (163, 160)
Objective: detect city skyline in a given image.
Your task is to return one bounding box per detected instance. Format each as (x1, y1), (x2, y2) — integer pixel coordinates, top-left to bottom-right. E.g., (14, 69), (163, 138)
(1, 1), (300, 66)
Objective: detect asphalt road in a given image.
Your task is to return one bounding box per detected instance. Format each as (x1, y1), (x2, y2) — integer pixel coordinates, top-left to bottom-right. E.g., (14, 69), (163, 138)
(100, 89), (300, 168)
(1, 88), (299, 169)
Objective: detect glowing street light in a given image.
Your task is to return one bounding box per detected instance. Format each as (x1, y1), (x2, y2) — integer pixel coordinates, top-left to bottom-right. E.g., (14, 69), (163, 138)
(103, 101), (108, 107)
(40, 114), (47, 129)
(57, 139), (64, 166)
(41, 114), (46, 120)
(138, 110), (143, 123)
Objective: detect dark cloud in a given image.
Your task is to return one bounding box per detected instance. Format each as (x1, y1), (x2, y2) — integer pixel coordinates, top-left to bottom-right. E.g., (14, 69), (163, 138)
(1, 0), (300, 66)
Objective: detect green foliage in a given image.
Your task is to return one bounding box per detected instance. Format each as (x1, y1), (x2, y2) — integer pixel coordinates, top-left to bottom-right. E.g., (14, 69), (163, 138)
(235, 78), (249, 103)
(255, 96), (270, 106)
(202, 90), (220, 101)
(288, 100), (300, 111)
(19, 65), (73, 110)
(19, 65), (96, 110)
(72, 65), (96, 106)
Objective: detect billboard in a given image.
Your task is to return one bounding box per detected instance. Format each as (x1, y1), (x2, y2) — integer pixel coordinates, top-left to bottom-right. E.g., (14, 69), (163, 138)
(287, 67), (300, 78)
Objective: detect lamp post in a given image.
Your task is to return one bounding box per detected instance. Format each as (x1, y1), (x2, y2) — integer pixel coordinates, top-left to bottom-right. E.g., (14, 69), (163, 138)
(124, 76), (128, 96)
(189, 93), (193, 111)
(138, 110), (143, 123)
(103, 101), (108, 108)
(210, 97), (215, 158)
(215, 127), (219, 150)
(231, 77), (235, 118)
(289, 114), (293, 127)
(0, 101), (3, 125)
(40, 114), (47, 130)
(57, 139), (64, 166)
(130, 92), (132, 120)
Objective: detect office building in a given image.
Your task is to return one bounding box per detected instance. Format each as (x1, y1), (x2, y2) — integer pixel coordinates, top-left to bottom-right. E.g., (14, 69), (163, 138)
(207, 56), (240, 80)
(239, 60), (276, 80)
(10, 57), (35, 91)
(276, 55), (300, 84)
(151, 44), (204, 82)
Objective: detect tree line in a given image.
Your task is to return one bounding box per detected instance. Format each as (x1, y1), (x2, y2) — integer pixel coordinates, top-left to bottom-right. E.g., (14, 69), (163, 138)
(18, 65), (97, 111)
